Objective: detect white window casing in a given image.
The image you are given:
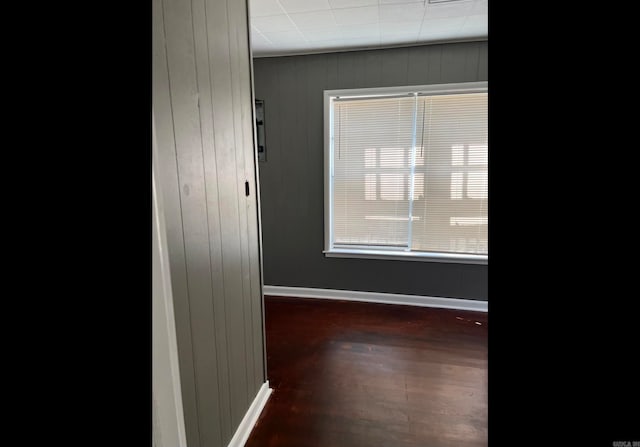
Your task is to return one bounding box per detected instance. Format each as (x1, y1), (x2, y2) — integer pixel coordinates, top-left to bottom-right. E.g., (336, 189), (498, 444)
(323, 82), (488, 264)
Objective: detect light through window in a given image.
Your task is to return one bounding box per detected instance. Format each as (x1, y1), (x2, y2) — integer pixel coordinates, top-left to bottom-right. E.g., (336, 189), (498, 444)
(324, 82), (488, 263)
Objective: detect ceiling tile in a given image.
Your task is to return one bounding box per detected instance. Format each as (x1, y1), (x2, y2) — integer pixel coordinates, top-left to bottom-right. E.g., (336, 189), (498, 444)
(455, 28), (486, 39)
(424, 2), (473, 19)
(277, 41), (315, 50)
(380, 0), (424, 4)
(380, 33), (418, 45)
(303, 27), (344, 42)
(379, 3), (427, 23)
(289, 10), (337, 29)
(311, 37), (379, 51)
(328, 0), (377, 8)
(252, 44), (273, 56)
(249, 0), (285, 17)
(461, 13), (487, 34)
(464, 13), (487, 27)
(471, 0), (488, 14)
(417, 28), (462, 42)
(341, 36), (381, 46)
(252, 40), (274, 50)
(251, 29), (272, 45)
(249, 0), (486, 56)
(337, 22), (379, 39)
(278, 0), (332, 13)
(261, 29), (307, 45)
(309, 39), (349, 51)
(252, 14), (297, 33)
(380, 21), (422, 35)
(420, 16), (466, 34)
(332, 6), (378, 25)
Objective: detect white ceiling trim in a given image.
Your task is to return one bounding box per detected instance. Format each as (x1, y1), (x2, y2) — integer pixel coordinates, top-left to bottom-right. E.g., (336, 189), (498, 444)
(252, 37), (487, 58)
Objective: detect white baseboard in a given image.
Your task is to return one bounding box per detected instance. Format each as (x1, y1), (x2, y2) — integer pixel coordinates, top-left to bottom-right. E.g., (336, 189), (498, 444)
(227, 381), (272, 447)
(263, 286), (487, 312)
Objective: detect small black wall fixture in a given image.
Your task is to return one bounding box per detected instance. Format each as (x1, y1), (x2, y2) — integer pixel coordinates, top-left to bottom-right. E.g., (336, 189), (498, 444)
(255, 99), (266, 162)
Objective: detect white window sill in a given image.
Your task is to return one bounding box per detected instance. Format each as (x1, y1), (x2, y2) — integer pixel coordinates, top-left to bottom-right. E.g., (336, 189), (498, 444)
(323, 248), (488, 265)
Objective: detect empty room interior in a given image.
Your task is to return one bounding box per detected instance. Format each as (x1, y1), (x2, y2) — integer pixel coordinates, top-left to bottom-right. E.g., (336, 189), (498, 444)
(152, 1), (488, 447)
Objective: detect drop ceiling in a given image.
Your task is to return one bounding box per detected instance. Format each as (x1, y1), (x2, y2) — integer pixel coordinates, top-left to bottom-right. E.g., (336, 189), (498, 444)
(250, 0), (487, 57)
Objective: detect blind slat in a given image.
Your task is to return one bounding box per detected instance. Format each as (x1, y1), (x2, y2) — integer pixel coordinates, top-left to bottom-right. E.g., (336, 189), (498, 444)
(331, 91), (487, 255)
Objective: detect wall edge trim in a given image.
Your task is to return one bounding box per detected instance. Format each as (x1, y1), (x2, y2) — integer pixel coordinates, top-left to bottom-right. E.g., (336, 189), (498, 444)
(227, 381), (273, 447)
(263, 286), (487, 312)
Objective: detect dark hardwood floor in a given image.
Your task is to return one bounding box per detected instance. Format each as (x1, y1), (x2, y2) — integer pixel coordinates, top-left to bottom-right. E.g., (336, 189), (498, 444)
(245, 296), (488, 447)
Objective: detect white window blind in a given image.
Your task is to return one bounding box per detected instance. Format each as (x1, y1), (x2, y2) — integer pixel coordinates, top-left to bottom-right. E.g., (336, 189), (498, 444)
(327, 83), (488, 261)
(333, 96), (416, 247)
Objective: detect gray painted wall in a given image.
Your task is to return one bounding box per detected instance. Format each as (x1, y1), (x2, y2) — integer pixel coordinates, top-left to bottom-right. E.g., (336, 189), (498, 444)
(152, 0), (265, 445)
(253, 42), (488, 301)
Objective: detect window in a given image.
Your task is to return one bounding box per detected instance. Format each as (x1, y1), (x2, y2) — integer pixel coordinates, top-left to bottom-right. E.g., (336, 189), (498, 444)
(323, 82), (488, 264)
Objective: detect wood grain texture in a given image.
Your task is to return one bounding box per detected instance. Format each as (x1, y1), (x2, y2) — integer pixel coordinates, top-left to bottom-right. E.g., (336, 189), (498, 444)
(196, 0), (235, 437)
(162, 0), (226, 444)
(246, 296), (488, 447)
(227, 0), (253, 423)
(153, 0), (266, 444)
(234, 0), (266, 395)
(152, 0), (200, 444)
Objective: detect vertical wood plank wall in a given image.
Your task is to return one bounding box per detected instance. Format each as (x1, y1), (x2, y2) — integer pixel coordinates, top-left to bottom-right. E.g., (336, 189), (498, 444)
(152, 0), (265, 445)
(253, 41), (488, 301)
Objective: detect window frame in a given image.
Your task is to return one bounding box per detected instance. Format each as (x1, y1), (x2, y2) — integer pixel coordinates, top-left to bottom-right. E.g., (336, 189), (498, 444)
(323, 81), (488, 265)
